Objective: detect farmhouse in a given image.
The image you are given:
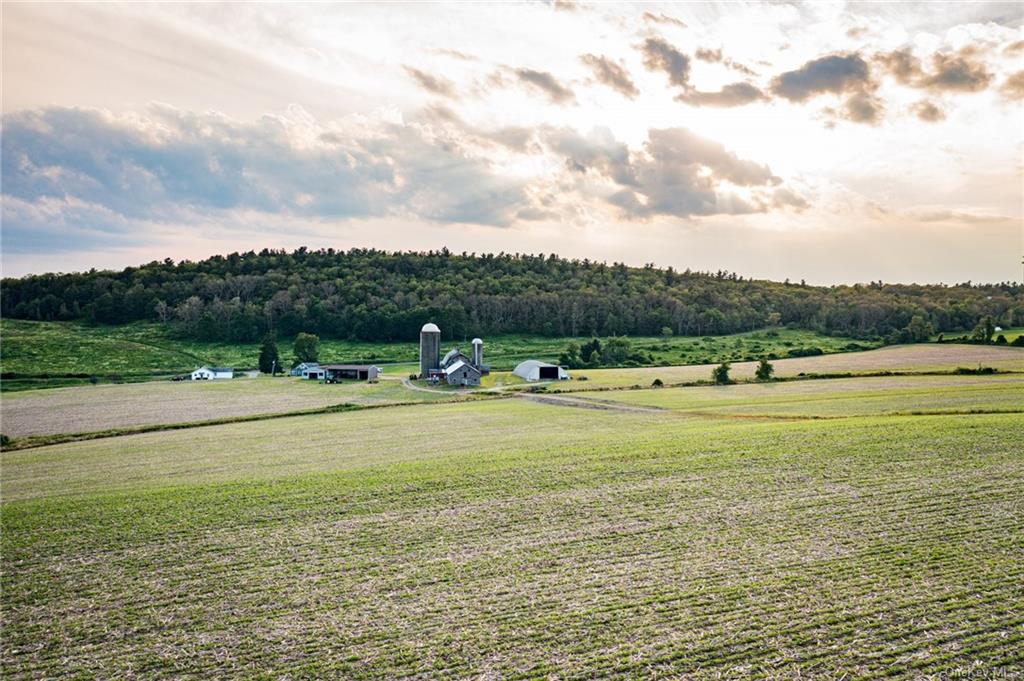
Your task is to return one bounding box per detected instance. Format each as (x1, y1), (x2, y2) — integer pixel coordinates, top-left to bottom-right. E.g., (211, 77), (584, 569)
(290, 362), (322, 379)
(419, 323), (489, 386)
(321, 364), (380, 381)
(513, 360), (569, 382)
(191, 366), (234, 380)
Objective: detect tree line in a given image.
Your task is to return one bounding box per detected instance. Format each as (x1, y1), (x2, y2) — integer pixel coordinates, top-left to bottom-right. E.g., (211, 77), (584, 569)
(3, 248), (1022, 343)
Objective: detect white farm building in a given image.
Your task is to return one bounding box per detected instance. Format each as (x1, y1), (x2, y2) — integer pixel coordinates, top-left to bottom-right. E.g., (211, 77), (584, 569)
(513, 360), (569, 382)
(191, 366), (234, 380)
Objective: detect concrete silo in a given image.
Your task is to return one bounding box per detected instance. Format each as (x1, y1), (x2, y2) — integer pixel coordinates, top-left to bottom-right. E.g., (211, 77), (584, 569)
(471, 338), (483, 368)
(419, 322), (441, 378)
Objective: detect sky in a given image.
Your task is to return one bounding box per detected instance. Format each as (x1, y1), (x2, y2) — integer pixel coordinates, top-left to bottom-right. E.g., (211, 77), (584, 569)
(2, 1), (1022, 284)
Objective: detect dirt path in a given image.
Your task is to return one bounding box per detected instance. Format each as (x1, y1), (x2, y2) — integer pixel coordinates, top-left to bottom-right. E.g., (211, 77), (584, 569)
(514, 392), (669, 414)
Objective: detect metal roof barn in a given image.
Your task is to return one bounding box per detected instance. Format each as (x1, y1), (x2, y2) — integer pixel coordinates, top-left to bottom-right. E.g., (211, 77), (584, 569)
(512, 360), (569, 382)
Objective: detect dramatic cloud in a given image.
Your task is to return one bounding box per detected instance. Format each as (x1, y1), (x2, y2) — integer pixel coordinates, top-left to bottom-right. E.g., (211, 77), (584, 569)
(403, 66), (457, 98)
(514, 68), (576, 104)
(580, 54), (639, 99)
(642, 11), (686, 28)
(875, 48), (993, 93)
(771, 54), (873, 101)
(676, 82), (767, 107)
(1001, 71), (1024, 100)
(640, 38), (691, 88)
(910, 99), (945, 122)
(0, 105), (531, 249)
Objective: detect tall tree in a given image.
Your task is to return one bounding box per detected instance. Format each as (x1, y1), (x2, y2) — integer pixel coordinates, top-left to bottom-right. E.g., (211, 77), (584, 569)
(293, 332), (320, 364)
(259, 332), (281, 374)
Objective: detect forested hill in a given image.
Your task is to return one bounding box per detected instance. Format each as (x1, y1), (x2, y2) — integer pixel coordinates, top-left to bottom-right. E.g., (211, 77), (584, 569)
(3, 248), (1022, 343)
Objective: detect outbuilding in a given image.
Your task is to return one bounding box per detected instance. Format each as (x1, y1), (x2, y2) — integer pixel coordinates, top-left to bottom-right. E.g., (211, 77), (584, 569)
(191, 366), (234, 380)
(321, 364), (381, 381)
(512, 360), (569, 382)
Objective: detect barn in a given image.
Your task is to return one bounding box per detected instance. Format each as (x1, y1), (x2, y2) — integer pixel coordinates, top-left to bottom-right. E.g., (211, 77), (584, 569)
(513, 360), (569, 382)
(321, 364), (380, 381)
(191, 366), (234, 380)
(442, 359), (482, 386)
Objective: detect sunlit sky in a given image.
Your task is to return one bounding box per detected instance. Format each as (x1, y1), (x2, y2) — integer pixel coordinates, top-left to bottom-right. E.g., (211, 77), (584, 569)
(2, 1), (1022, 283)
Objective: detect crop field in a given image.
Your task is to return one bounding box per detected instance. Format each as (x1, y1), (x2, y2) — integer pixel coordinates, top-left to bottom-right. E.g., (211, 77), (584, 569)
(1, 319), (877, 387)
(0, 374), (458, 440)
(2, 372), (1023, 677)
(538, 343), (1024, 391)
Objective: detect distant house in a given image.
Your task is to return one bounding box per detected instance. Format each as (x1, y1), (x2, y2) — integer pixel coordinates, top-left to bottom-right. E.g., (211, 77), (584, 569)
(513, 360), (568, 382)
(322, 364), (380, 381)
(191, 366), (233, 380)
(291, 362), (323, 379)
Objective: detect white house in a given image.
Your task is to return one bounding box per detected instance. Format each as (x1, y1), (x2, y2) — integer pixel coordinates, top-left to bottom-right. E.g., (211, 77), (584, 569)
(191, 366), (234, 380)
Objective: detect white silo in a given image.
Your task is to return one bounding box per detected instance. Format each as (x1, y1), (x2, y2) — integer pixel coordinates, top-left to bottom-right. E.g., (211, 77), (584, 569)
(471, 337), (483, 368)
(419, 323), (441, 378)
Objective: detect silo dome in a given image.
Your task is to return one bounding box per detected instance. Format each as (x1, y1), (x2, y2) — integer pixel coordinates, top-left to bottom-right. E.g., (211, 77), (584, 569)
(471, 338), (483, 345)
(421, 322), (441, 333)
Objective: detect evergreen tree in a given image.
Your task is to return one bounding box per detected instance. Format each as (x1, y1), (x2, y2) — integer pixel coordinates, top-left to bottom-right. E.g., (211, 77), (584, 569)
(259, 332), (281, 374)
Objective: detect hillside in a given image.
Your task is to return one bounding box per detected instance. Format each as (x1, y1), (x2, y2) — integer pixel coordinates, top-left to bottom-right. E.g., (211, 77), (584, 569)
(3, 249), (1022, 344)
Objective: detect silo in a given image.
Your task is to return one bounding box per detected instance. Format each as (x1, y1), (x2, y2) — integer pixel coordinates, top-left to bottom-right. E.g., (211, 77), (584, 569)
(419, 323), (441, 377)
(471, 338), (483, 368)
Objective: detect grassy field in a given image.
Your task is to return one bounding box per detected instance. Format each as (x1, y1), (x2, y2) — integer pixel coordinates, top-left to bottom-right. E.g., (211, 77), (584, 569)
(2, 372), (1023, 677)
(1, 319), (878, 387)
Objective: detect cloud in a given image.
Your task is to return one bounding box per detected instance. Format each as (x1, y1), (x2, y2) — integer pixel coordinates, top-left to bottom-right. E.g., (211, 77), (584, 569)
(1004, 40), (1024, 55)
(921, 51), (993, 92)
(514, 68), (576, 104)
(427, 48), (478, 62)
(640, 38), (691, 88)
(403, 66), (457, 98)
(771, 53), (873, 101)
(0, 105), (533, 253)
(676, 82), (767, 107)
(841, 92), (884, 124)
(910, 99), (945, 122)
(642, 11), (686, 28)
(580, 54), (639, 98)
(875, 48), (993, 93)
(694, 47), (757, 76)
(1001, 71), (1024, 99)
(551, 127), (794, 219)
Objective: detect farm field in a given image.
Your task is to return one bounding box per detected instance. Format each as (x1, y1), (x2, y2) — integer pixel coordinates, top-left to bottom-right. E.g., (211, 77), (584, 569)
(2, 387), (1022, 677)
(569, 373), (1024, 418)
(538, 343), (1024, 391)
(1, 318), (878, 387)
(0, 374), (459, 439)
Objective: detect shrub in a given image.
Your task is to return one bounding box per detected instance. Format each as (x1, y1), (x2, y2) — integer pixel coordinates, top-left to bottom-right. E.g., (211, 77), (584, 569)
(712, 362), (732, 385)
(577, 376), (589, 381)
(755, 358), (775, 381)
(1012, 336), (1024, 347)
(0, 434), (9, 448)
(652, 378), (664, 387)
(995, 335), (1007, 345)
(787, 347), (824, 358)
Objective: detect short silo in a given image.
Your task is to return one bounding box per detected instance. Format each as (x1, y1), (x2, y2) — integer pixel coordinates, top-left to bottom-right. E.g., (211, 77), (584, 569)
(419, 323), (441, 378)
(471, 338), (483, 368)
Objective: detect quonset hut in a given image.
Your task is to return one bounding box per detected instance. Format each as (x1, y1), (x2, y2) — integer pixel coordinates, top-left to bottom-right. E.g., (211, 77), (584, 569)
(513, 360), (569, 382)
(419, 322), (441, 378)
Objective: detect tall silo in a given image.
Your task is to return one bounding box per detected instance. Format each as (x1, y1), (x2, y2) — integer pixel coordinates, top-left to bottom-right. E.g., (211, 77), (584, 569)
(471, 337), (483, 368)
(419, 323), (441, 377)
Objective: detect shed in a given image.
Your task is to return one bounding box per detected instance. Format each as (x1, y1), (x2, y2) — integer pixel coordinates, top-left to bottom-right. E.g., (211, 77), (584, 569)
(322, 364), (381, 381)
(512, 360), (569, 382)
(191, 366), (234, 380)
